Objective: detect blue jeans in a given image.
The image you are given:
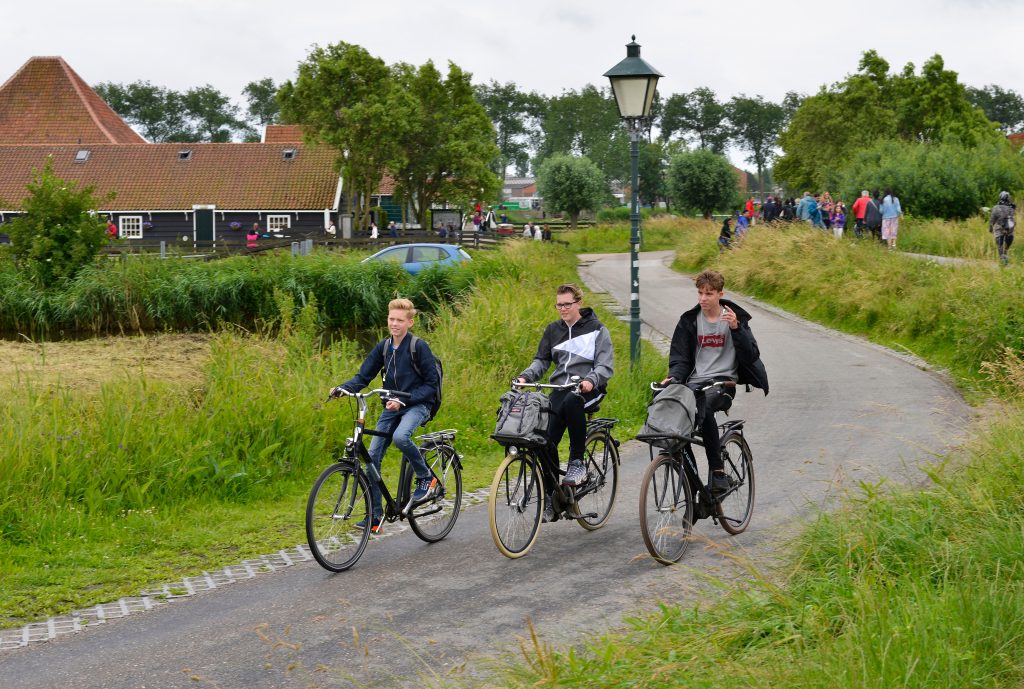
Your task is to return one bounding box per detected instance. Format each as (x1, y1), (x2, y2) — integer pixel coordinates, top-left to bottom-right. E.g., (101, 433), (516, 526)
(366, 403), (431, 518)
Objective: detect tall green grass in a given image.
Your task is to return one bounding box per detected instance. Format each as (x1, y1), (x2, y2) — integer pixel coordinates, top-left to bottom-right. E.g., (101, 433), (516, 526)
(560, 215), (706, 253)
(0, 248), (498, 339)
(0, 240), (666, 622)
(898, 215), (998, 259)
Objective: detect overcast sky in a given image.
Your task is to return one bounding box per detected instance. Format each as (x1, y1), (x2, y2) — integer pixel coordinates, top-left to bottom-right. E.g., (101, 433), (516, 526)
(3, 0), (1021, 166)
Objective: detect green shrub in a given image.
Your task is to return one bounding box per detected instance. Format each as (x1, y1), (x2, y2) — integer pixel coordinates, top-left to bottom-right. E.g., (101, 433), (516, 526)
(2, 159), (109, 287)
(666, 149), (738, 218)
(835, 139), (1024, 219)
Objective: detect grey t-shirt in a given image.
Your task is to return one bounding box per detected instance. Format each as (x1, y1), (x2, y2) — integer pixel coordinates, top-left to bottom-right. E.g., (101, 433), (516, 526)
(688, 311), (738, 385)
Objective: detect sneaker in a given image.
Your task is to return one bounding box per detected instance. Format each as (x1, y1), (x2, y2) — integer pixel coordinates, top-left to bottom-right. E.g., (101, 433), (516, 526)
(542, 494), (557, 523)
(355, 516), (384, 534)
(562, 458), (588, 487)
(412, 477), (438, 503)
(709, 471), (735, 495)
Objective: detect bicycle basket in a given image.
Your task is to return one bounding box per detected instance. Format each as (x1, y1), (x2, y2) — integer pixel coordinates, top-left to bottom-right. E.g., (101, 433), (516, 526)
(636, 384), (696, 449)
(492, 390), (551, 446)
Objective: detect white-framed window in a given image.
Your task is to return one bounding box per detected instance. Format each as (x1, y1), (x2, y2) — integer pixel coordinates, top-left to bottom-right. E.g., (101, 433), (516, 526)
(120, 216), (143, 239)
(267, 215), (291, 232)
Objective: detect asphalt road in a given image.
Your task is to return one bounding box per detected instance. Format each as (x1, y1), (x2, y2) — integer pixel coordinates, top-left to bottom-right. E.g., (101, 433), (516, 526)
(0, 251), (971, 689)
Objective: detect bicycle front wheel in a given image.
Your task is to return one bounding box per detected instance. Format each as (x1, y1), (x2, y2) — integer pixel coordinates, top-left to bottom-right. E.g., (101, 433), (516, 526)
(576, 431), (619, 531)
(408, 444), (463, 543)
(639, 452), (694, 565)
(488, 450), (544, 558)
(305, 463), (371, 572)
(716, 431), (755, 535)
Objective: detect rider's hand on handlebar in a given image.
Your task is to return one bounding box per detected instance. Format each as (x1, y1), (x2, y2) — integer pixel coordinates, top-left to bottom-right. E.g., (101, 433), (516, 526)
(579, 379), (594, 394)
(515, 377), (527, 385)
(329, 385), (349, 399)
(658, 377), (674, 387)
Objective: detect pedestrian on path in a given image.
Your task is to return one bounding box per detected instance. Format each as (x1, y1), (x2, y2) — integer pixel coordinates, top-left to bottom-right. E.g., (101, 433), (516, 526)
(989, 190), (1016, 266)
(881, 188), (903, 251)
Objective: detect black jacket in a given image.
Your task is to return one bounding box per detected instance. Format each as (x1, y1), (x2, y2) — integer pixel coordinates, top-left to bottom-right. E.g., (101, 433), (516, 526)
(340, 335), (440, 410)
(667, 299), (769, 394)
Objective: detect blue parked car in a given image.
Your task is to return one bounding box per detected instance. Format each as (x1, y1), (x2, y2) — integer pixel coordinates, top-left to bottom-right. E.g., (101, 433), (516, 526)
(361, 243), (472, 275)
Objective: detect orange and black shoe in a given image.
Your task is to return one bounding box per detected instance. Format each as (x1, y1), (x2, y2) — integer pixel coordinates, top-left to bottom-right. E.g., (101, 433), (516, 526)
(412, 477), (438, 503)
(355, 516), (384, 534)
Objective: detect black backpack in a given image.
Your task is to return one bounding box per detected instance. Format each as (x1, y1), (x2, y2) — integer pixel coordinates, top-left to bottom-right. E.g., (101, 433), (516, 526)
(406, 335), (443, 423)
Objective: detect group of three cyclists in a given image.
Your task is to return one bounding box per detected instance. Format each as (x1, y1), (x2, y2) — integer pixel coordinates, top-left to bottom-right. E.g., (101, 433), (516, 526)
(330, 269), (768, 535)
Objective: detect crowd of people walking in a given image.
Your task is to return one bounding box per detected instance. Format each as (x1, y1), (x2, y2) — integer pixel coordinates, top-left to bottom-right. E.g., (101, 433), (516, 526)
(724, 189), (904, 250)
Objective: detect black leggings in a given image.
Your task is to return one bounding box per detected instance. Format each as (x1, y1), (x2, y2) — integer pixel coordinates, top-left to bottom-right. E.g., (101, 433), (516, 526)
(997, 232), (1014, 256)
(695, 387), (734, 473)
(546, 388), (595, 462)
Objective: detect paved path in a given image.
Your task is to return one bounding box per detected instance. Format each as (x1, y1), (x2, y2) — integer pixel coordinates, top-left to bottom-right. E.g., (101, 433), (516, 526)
(0, 252), (971, 689)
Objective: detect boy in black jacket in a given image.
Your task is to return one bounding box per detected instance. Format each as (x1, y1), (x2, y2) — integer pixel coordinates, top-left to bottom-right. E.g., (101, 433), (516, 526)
(661, 270), (768, 493)
(330, 298), (440, 533)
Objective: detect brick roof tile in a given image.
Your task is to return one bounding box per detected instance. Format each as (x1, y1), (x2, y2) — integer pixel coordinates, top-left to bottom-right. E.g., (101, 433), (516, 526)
(0, 144), (340, 210)
(0, 57), (145, 144)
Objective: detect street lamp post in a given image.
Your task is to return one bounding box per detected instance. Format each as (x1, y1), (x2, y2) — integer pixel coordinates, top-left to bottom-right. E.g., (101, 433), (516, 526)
(605, 36), (663, 367)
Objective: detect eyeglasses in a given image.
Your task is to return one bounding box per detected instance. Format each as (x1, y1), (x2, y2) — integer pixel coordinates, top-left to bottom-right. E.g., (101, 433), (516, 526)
(555, 300), (579, 310)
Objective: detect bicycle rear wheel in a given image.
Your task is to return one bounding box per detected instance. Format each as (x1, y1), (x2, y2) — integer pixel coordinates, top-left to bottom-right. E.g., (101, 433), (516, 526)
(639, 452), (694, 565)
(306, 463), (371, 572)
(408, 444), (463, 543)
(488, 450), (544, 558)
(716, 431), (755, 535)
(576, 431), (619, 530)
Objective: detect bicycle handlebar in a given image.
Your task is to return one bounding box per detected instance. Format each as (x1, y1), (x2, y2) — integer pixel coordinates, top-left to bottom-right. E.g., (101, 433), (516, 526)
(327, 387), (411, 403)
(512, 376), (583, 393)
(650, 380), (736, 393)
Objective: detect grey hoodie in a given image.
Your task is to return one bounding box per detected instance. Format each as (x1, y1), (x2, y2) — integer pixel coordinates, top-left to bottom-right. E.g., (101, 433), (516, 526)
(519, 307), (614, 391)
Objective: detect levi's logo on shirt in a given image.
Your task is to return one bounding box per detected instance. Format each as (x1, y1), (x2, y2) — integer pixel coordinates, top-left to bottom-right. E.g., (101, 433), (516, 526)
(699, 334), (726, 347)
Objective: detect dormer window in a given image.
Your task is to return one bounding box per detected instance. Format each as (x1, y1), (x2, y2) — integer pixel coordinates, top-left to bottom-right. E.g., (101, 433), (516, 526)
(74, 149), (90, 163)
(282, 148), (297, 160)
(178, 150), (192, 161)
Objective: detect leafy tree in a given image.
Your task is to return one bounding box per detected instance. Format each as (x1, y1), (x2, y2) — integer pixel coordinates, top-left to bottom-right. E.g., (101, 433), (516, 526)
(665, 149), (737, 218)
(279, 42), (408, 231)
(728, 95), (787, 199)
(242, 78), (281, 128)
(660, 87), (730, 153)
(536, 85), (629, 184)
(96, 81), (251, 142)
(94, 81), (193, 141)
(181, 85), (248, 142)
(637, 140), (668, 207)
(392, 60), (500, 225)
(474, 80), (545, 179)
(3, 159), (110, 287)
(536, 154), (608, 229)
(776, 50), (1002, 192)
(965, 84), (1024, 134)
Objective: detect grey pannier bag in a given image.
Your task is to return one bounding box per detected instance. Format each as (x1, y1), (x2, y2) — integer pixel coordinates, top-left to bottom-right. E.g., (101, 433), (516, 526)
(492, 390), (551, 446)
(636, 383), (697, 448)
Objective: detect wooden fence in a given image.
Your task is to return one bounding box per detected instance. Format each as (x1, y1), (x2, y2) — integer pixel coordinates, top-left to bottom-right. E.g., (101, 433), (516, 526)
(98, 225), (575, 261)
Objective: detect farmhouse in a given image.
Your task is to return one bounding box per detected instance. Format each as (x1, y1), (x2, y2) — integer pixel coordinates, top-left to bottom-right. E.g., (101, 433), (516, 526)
(0, 57), (359, 245)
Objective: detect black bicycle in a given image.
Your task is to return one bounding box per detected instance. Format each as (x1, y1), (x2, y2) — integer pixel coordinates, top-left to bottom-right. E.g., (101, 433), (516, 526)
(305, 388), (463, 572)
(487, 380), (620, 559)
(637, 381), (755, 565)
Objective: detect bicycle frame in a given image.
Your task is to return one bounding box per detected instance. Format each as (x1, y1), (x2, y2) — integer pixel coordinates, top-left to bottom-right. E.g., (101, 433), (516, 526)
(336, 389), (436, 523)
(645, 418), (746, 524)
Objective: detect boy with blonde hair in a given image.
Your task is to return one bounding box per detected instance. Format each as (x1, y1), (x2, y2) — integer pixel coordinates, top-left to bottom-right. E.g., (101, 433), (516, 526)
(330, 298), (441, 533)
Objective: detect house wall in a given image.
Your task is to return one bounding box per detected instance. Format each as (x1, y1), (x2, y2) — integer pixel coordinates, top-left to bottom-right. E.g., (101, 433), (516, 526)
(0, 210), (338, 246)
